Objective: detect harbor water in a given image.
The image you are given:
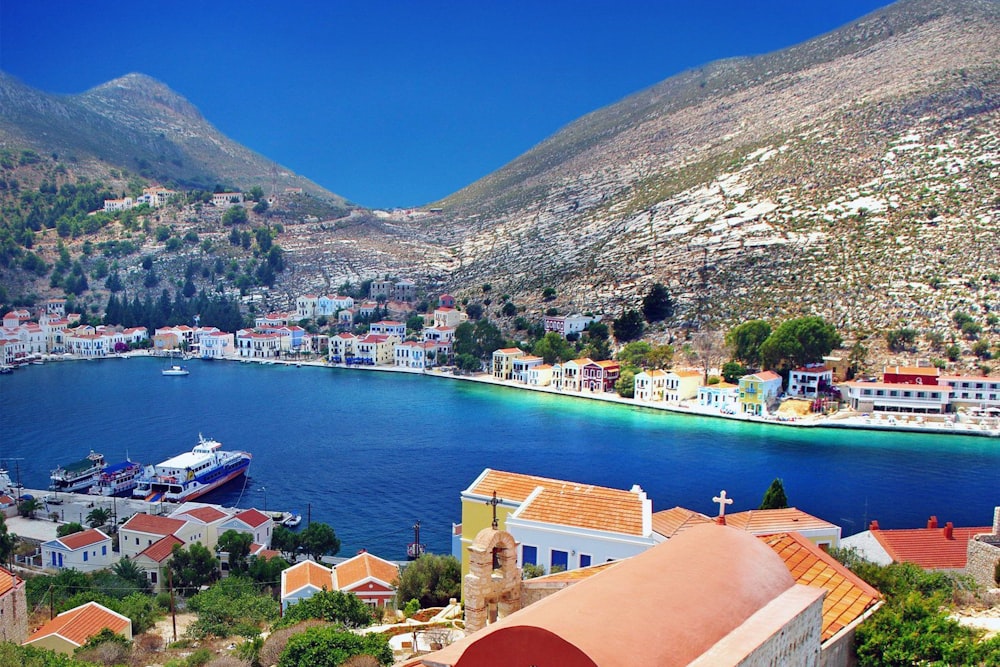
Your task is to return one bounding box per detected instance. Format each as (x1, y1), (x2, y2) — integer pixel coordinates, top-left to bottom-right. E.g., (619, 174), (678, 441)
(1, 356), (998, 558)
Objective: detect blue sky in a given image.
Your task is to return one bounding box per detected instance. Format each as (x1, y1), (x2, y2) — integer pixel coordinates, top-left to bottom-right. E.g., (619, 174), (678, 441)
(1, 1), (892, 208)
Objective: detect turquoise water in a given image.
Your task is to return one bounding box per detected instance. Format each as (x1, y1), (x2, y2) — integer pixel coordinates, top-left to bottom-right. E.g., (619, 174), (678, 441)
(2, 356), (997, 559)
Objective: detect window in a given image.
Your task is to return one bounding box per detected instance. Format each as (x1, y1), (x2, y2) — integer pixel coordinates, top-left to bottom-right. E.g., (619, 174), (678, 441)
(551, 549), (569, 571)
(102, 545), (107, 556)
(579, 554), (592, 568)
(521, 545), (537, 566)
(150, 571), (157, 584)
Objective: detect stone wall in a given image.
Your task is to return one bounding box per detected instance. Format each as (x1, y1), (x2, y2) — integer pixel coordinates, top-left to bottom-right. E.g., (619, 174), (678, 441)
(966, 507), (1000, 590)
(0, 578), (28, 643)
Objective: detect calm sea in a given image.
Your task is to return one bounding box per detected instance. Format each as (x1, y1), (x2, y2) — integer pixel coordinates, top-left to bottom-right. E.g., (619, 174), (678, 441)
(1, 357), (997, 559)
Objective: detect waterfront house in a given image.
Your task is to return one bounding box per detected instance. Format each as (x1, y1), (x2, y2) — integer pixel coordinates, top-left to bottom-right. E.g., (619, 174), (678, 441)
(664, 369), (702, 403)
(526, 363), (553, 387)
(329, 332), (358, 363)
(697, 382), (740, 413)
(25, 601), (131, 655)
(65, 332), (112, 358)
(394, 340), (436, 369)
(788, 364), (834, 398)
(941, 375), (1000, 411)
(634, 370), (667, 402)
(236, 330), (281, 359)
(550, 363), (564, 390)
(739, 371), (783, 416)
(132, 535), (185, 592)
(0, 566), (27, 643)
(218, 509), (273, 548)
(355, 334), (395, 365)
(281, 559), (334, 611)
(422, 326), (455, 361)
(332, 550), (400, 608)
(1, 337), (24, 366)
(842, 516), (992, 571)
(200, 331), (235, 359)
(41, 529), (113, 573)
(561, 358), (591, 392)
(492, 348), (524, 380)
(840, 380), (951, 414)
(581, 360), (619, 393)
(512, 355), (544, 383)
(883, 365), (940, 385)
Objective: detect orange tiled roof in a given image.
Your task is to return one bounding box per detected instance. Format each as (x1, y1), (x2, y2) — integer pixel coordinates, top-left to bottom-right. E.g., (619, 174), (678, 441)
(751, 371), (782, 382)
(871, 524), (990, 569)
(516, 485), (646, 536)
(282, 560), (334, 596)
(724, 508), (838, 535)
(122, 513), (187, 536)
(58, 529), (109, 550)
(651, 506), (712, 538)
(27, 601), (130, 648)
(670, 370), (703, 378)
(524, 560), (620, 584)
(178, 506), (229, 523)
(334, 551), (400, 589)
(137, 535), (184, 563)
(234, 509), (270, 528)
(0, 566), (21, 596)
(884, 366), (939, 376)
(468, 469), (631, 506)
(762, 532), (882, 642)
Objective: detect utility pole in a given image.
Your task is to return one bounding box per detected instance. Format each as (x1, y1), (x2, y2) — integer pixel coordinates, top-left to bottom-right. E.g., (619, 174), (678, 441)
(168, 567), (177, 642)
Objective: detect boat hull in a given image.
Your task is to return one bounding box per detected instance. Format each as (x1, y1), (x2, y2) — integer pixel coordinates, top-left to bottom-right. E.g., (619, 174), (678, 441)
(133, 438), (250, 503)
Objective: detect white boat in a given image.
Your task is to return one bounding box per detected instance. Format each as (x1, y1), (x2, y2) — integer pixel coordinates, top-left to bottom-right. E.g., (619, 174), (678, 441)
(282, 513), (302, 528)
(162, 364), (189, 376)
(50, 451), (106, 493)
(89, 460), (143, 497)
(132, 435), (251, 503)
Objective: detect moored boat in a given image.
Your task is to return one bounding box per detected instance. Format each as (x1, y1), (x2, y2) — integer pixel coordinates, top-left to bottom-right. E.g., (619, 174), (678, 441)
(132, 434), (251, 503)
(282, 512), (302, 528)
(89, 460), (143, 497)
(162, 364), (189, 376)
(50, 451), (106, 493)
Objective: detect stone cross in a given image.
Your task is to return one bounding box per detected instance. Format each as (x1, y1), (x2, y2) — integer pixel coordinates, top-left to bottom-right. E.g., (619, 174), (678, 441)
(713, 490), (733, 519)
(486, 490), (502, 530)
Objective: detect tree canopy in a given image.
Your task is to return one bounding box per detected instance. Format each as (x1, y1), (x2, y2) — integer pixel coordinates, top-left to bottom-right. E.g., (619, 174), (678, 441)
(758, 316), (841, 372)
(218, 529), (253, 575)
(169, 542), (219, 591)
(726, 319), (772, 368)
(276, 589), (374, 630)
(759, 478), (789, 510)
(612, 309), (645, 342)
(532, 332), (575, 364)
(299, 522), (341, 562)
(278, 625), (393, 667)
(642, 283), (675, 323)
(394, 553), (461, 608)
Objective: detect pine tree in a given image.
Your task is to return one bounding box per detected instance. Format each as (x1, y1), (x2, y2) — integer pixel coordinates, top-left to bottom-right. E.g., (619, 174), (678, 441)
(760, 478), (789, 510)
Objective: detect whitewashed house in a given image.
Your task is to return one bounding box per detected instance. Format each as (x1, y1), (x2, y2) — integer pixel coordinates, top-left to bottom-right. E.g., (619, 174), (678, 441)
(41, 529), (113, 573)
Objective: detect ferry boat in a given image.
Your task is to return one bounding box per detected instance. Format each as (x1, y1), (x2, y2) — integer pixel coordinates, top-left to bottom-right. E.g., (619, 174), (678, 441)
(50, 451), (106, 493)
(132, 435), (251, 503)
(162, 364), (190, 376)
(89, 460), (143, 497)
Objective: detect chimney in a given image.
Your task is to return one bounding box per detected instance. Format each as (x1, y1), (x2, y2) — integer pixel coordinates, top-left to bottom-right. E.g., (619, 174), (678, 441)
(715, 515), (727, 526)
(927, 516), (938, 529)
(943, 522), (954, 540)
(869, 520), (880, 531)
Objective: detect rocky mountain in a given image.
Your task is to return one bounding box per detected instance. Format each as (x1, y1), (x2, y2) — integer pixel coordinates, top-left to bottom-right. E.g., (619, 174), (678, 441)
(420, 0), (1000, 339)
(0, 72), (344, 202)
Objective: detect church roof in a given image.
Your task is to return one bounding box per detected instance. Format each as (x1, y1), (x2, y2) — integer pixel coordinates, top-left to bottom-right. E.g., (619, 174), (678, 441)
(651, 506), (713, 538)
(413, 525), (817, 667)
(723, 507), (839, 534)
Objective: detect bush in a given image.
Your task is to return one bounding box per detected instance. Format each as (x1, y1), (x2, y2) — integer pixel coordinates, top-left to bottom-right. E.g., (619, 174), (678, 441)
(259, 620), (324, 667)
(275, 589), (374, 630)
(278, 626), (393, 667)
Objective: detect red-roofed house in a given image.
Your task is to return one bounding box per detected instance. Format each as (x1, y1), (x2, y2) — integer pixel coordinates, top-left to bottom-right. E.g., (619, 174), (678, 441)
(355, 334), (394, 365)
(168, 503), (234, 549)
(218, 509), (273, 547)
(841, 516), (992, 571)
(0, 565), (27, 643)
(332, 551), (400, 608)
(581, 360), (619, 393)
(41, 529), (113, 572)
(25, 602), (131, 654)
(281, 560), (334, 611)
(492, 348), (524, 380)
(119, 513), (204, 559)
(132, 535), (185, 592)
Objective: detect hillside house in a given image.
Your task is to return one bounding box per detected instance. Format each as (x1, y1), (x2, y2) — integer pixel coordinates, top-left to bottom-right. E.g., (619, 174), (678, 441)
(41, 529), (113, 573)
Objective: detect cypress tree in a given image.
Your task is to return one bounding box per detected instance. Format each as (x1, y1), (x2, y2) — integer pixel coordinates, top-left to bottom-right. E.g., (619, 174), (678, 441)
(760, 478), (789, 510)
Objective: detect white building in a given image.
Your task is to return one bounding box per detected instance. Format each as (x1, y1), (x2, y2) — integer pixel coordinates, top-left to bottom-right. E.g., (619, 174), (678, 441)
(634, 370), (667, 402)
(840, 381), (951, 414)
(41, 529), (113, 573)
(788, 364), (835, 399)
(543, 314), (596, 338)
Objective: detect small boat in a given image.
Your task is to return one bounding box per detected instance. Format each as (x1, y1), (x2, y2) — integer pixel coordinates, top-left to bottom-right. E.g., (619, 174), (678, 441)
(89, 460), (143, 497)
(50, 451), (106, 493)
(0, 366), (12, 375)
(162, 364), (190, 376)
(282, 513), (302, 528)
(133, 434), (251, 503)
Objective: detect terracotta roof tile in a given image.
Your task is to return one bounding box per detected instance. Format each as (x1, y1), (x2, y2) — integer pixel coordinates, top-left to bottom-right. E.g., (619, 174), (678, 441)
(334, 552), (400, 589)
(517, 486), (646, 536)
(0, 566), (21, 597)
(179, 506), (229, 523)
(137, 535), (185, 563)
(523, 560), (620, 583)
(871, 524), (990, 569)
(234, 509), (270, 528)
(762, 532), (882, 642)
(724, 508), (838, 534)
(27, 601), (131, 648)
(282, 560), (334, 597)
(58, 529), (110, 550)
(651, 506), (712, 538)
(122, 513), (187, 536)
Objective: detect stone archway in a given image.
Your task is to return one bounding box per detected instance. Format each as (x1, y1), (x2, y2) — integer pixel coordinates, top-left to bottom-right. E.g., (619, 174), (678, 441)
(464, 527), (522, 633)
